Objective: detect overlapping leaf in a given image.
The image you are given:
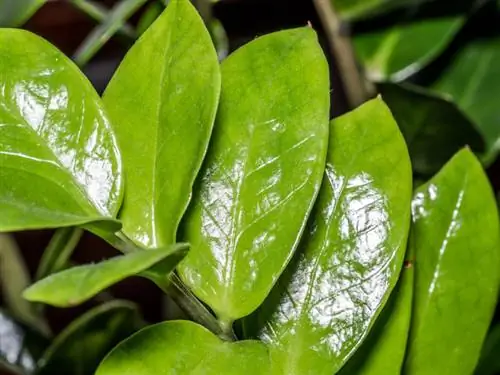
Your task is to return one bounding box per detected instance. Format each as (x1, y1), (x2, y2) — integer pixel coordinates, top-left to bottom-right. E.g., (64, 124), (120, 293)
(404, 149), (500, 375)
(178, 27), (330, 322)
(0, 29), (123, 231)
(103, 0), (221, 248)
(246, 98), (412, 374)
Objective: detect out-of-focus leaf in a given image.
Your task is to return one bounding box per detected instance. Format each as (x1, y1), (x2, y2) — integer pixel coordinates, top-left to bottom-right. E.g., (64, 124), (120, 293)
(103, 0), (220, 249)
(432, 35), (500, 162)
(24, 244), (188, 307)
(73, 0), (148, 66)
(333, 0), (430, 20)
(136, 2), (164, 35)
(0, 234), (48, 335)
(35, 228), (83, 281)
(245, 98), (412, 374)
(178, 27), (330, 322)
(379, 83), (484, 176)
(404, 149), (500, 375)
(37, 301), (142, 375)
(0, 29), (123, 232)
(96, 320), (271, 375)
(474, 324), (500, 375)
(0, 0), (45, 27)
(210, 19), (229, 61)
(354, 16), (464, 81)
(338, 247), (414, 375)
(0, 309), (49, 375)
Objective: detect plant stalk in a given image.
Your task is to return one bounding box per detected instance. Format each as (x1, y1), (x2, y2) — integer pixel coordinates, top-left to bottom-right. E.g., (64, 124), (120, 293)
(312, 0), (375, 108)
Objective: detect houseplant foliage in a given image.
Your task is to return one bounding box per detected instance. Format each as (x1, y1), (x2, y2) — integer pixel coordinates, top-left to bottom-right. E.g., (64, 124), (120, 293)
(0, 0), (499, 374)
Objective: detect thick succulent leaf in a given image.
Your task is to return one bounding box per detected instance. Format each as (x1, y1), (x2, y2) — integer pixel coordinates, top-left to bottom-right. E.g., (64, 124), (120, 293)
(0, 0), (45, 27)
(474, 324), (500, 375)
(0, 29), (123, 231)
(354, 16), (463, 81)
(23, 244), (188, 307)
(37, 301), (141, 375)
(379, 83), (484, 176)
(404, 149), (500, 375)
(178, 27), (330, 321)
(103, 0), (220, 248)
(0, 309), (48, 375)
(247, 98), (412, 374)
(431, 36), (500, 161)
(96, 320), (271, 375)
(337, 247), (414, 375)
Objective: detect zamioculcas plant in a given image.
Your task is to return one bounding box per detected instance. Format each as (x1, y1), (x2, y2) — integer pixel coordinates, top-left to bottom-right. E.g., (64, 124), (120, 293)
(1, 0), (499, 374)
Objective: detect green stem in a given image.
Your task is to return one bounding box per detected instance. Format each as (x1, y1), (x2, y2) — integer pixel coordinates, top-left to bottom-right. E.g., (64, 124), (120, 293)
(68, 0), (137, 40)
(36, 227), (83, 281)
(73, 0), (148, 67)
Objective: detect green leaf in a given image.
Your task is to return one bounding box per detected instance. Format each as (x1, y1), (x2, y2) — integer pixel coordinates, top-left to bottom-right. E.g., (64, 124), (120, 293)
(354, 16), (463, 81)
(37, 301), (142, 375)
(474, 324), (500, 375)
(246, 98), (412, 374)
(0, 234), (48, 334)
(0, 309), (49, 375)
(136, 2), (164, 35)
(404, 149), (500, 375)
(0, 0), (45, 27)
(337, 247), (414, 375)
(431, 36), (500, 161)
(333, 0), (428, 20)
(178, 27), (330, 321)
(0, 29), (123, 231)
(103, 0), (221, 248)
(23, 244), (188, 307)
(96, 320), (271, 375)
(379, 83), (484, 176)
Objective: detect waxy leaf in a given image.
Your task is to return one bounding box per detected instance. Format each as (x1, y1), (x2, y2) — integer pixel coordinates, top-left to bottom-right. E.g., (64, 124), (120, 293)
(0, 309), (48, 375)
(379, 83), (484, 176)
(338, 247), (414, 375)
(96, 320), (270, 375)
(354, 16), (463, 81)
(0, 0), (45, 27)
(432, 36), (500, 160)
(248, 98), (412, 374)
(23, 243), (188, 307)
(404, 149), (500, 375)
(37, 301), (141, 375)
(178, 27), (330, 321)
(103, 0), (221, 248)
(0, 29), (123, 231)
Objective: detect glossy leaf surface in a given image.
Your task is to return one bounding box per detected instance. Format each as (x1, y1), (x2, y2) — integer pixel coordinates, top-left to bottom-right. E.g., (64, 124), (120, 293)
(23, 244), (188, 307)
(0, 309), (48, 375)
(0, 29), (123, 231)
(379, 83), (484, 176)
(404, 149), (500, 375)
(96, 320), (270, 375)
(354, 17), (463, 81)
(37, 301), (141, 375)
(338, 247), (414, 375)
(178, 27), (330, 321)
(248, 98), (412, 374)
(432, 36), (500, 159)
(0, 0), (45, 27)
(103, 0), (220, 248)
